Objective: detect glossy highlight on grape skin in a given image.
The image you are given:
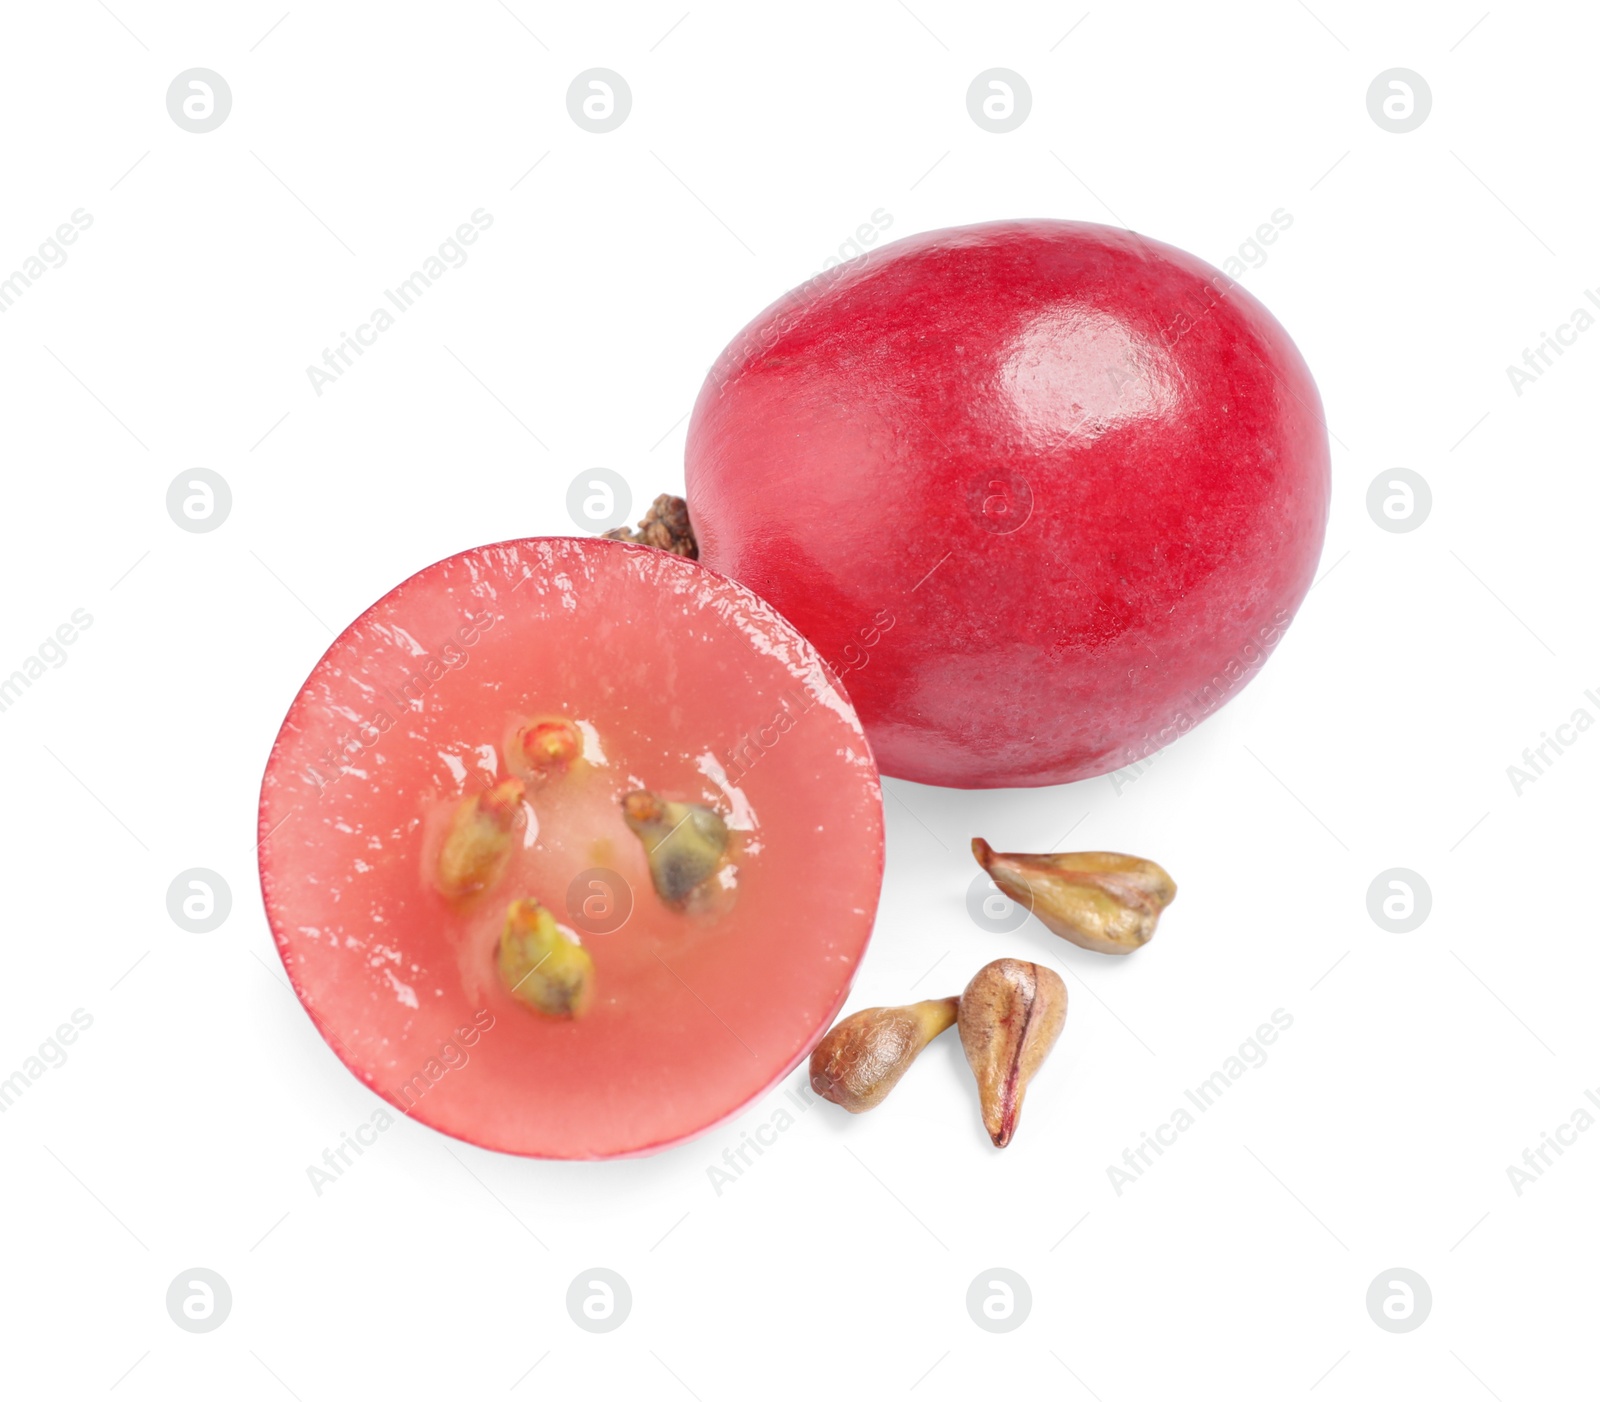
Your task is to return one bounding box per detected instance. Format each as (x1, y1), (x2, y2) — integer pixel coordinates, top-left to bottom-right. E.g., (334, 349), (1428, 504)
(685, 219), (1331, 788)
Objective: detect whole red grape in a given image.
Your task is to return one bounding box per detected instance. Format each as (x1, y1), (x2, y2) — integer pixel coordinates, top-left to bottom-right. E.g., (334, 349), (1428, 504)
(686, 220), (1330, 788)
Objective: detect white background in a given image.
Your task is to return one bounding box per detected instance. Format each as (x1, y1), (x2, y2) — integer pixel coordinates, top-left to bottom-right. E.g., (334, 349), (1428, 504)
(1, 1), (1595, 1397)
